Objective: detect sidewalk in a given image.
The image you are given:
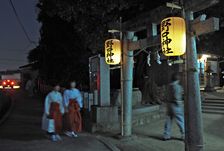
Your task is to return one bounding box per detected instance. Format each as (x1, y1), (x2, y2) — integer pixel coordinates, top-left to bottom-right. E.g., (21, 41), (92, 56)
(101, 92), (224, 151)
(101, 113), (224, 151)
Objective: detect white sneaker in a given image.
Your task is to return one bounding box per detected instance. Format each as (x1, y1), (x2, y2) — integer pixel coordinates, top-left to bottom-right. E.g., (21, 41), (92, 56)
(71, 132), (78, 138)
(64, 131), (73, 137)
(51, 135), (57, 142)
(56, 134), (62, 141)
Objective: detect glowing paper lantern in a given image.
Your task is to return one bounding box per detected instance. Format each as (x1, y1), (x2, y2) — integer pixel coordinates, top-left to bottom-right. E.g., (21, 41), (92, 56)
(105, 39), (121, 65)
(161, 17), (186, 56)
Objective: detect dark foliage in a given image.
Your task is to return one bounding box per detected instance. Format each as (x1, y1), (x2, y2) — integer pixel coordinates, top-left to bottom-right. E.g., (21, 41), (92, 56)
(28, 0), (223, 88)
(28, 0), (168, 86)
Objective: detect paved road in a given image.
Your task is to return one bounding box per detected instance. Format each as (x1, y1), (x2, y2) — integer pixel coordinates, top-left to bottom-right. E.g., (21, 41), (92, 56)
(0, 90), (111, 151)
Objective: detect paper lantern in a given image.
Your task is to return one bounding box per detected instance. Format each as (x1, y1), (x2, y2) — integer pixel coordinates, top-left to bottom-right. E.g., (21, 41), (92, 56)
(161, 17), (186, 56)
(105, 39), (121, 65)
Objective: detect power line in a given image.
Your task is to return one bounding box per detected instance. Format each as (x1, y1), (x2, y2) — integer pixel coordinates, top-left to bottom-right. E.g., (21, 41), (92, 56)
(0, 58), (26, 62)
(8, 0), (37, 45)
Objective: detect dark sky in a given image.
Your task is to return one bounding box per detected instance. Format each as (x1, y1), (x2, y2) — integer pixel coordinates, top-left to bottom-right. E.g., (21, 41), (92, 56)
(0, 0), (40, 71)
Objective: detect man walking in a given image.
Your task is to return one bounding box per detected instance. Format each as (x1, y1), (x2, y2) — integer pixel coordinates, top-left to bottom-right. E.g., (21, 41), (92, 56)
(163, 73), (185, 140)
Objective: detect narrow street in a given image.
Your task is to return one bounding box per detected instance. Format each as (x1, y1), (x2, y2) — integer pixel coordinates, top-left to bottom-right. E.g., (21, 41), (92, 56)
(0, 90), (112, 151)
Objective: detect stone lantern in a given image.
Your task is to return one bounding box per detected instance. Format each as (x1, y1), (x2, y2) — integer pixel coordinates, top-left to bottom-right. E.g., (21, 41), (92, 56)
(205, 65), (215, 92)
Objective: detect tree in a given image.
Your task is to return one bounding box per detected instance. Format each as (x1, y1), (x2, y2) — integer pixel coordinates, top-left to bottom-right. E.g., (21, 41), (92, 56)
(29, 0), (168, 87)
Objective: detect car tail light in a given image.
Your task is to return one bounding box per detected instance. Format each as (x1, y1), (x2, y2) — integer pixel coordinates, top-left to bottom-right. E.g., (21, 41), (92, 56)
(7, 80), (10, 82)
(3, 81), (6, 85)
(11, 81), (15, 85)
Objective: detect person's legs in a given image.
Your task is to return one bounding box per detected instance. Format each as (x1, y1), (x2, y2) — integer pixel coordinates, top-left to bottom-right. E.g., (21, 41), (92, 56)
(65, 102), (78, 138)
(49, 132), (57, 142)
(164, 115), (173, 140)
(174, 106), (185, 139)
(49, 103), (63, 141)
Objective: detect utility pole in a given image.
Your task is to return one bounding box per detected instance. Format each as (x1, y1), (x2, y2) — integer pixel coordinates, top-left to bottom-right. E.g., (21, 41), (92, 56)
(122, 32), (135, 136)
(120, 17), (124, 136)
(184, 10), (204, 151)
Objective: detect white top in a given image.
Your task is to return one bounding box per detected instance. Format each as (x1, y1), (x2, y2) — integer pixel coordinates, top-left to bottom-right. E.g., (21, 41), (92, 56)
(63, 88), (83, 108)
(44, 91), (64, 115)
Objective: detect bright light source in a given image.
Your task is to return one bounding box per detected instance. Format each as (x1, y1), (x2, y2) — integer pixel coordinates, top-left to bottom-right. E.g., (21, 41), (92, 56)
(161, 17), (186, 56)
(167, 60), (173, 66)
(105, 39), (121, 65)
(13, 85), (20, 89)
(11, 81), (15, 85)
(3, 81), (6, 85)
(7, 80), (10, 82)
(199, 54), (211, 62)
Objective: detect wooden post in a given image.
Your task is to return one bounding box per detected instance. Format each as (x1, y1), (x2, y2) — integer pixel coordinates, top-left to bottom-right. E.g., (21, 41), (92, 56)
(185, 10), (204, 151)
(122, 32), (135, 136)
(120, 17), (124, 136)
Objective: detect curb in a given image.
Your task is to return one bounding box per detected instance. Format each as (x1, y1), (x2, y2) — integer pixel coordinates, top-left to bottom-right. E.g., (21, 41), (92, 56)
(0, 97), (14, 126)
(96, 135), (121, 151)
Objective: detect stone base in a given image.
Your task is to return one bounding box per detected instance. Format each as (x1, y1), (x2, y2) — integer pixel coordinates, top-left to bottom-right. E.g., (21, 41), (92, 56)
(111, 88), (142, 107)
(89, 105), (165, 133)
(132, 105), (165, 127)
(91, 106), (119, 133)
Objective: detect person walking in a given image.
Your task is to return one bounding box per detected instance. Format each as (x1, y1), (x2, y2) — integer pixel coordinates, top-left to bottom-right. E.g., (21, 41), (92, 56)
(63, 80), (83, 138)
(25, 78), (34, 97)
(163, 73), (185, 141)
(42, 83), (64, 142)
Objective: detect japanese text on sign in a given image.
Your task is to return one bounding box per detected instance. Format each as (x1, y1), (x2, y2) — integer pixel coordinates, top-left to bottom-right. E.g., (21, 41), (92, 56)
(106, 40), (115, 63)
(161, 18), (173, 54)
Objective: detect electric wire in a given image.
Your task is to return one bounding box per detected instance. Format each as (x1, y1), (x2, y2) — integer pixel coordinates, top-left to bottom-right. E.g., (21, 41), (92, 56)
(8, 0), (37, 45)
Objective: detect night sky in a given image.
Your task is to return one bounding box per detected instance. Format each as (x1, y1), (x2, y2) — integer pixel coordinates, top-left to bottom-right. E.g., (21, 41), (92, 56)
(0, 0), (40, 71)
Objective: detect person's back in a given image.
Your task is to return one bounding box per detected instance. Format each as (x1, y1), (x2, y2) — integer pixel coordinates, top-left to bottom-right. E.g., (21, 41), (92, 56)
(167, 80), (183, 105)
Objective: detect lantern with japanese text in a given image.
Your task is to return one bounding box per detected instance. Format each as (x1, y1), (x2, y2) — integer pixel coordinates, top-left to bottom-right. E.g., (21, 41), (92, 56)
(105, 39), (121, 65)
(161, 17), (186, 56)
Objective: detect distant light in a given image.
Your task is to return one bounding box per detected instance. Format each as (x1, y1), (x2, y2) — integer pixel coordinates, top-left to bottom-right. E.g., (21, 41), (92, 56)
(13, 85), (20, 89)
(167, 60), (173, 66)
(199, 54), (211, 62)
